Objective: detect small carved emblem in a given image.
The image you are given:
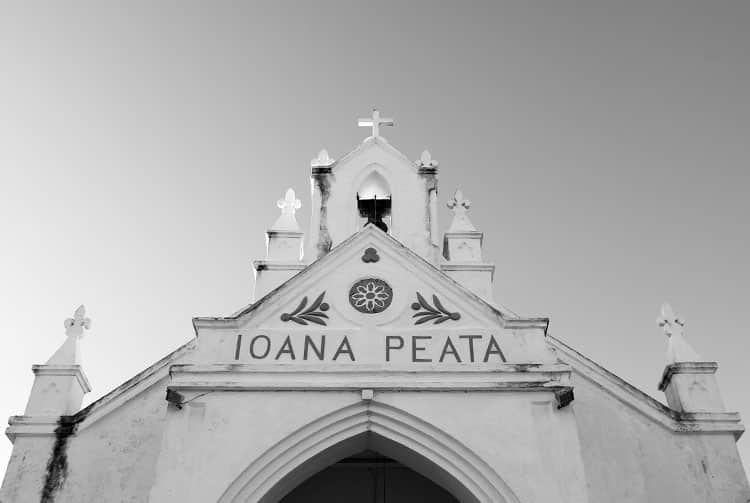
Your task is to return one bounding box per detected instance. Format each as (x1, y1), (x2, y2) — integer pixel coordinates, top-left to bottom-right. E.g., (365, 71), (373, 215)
(362, 247), (380, 263)
(349, 278), (392, 314)
(64, 305), (91, 338)
(411, 293), (461, 324)
(281, 292), (330, 325)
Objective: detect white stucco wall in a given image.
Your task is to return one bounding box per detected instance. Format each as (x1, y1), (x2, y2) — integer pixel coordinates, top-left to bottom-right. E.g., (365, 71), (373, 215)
(3, 343), (749, 503)
(571, 374), (750, 503)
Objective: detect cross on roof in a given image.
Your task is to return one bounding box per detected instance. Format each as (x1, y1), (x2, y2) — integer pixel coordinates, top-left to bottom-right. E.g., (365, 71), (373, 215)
(358, 109), (394, 138)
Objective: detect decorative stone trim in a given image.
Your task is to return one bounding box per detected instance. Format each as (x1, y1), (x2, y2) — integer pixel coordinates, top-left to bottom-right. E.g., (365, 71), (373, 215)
(216, 400), (524, 503)
(411, 293), (461, 324)
(658, 361), (719, 391)
(31, 364), (92, 393)
(168, 363), (572, 393)
(361, 247), (380, 263)
(265, 230), (304, 239)
(440, 263), (496, 280)
(549, 336), (744, 438)
(5, 416), (61, 441)
(350, 278), (392, 314)
(252, 261), (307, 272)
(280, 292), (330, 325)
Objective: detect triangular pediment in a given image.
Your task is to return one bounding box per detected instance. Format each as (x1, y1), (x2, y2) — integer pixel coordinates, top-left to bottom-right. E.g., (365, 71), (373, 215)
(332, 136), (418, 176)
(194, 227), (551, 366)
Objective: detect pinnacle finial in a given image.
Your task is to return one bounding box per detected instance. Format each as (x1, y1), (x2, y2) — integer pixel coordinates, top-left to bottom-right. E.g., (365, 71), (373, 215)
(46, 304), (91, 365)
(657, 303), (701, 364)
(311, 148), (334, 167)
(272, 188), (302, 231)
(416, 150), (439, 169)
(447, 189), (477, 232)
(64, 304), (91, 339)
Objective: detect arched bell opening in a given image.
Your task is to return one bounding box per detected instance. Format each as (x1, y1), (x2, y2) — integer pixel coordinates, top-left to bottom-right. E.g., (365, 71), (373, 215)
(356, 170), (392, 233)
(217, 402), (520, 503)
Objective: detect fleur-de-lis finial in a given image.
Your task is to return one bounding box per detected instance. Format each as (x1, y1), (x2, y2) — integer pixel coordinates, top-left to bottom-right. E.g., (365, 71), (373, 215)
(447, 189), (477, 232)
(311, 148), (334, 167)
(657, 303), (701, 364)
(272, 188), (302, 231)
(64, 305), (91, 339)
(657, 303), (684, 338)
(416, 150), (439, 169)
(278, 188), (301, 216)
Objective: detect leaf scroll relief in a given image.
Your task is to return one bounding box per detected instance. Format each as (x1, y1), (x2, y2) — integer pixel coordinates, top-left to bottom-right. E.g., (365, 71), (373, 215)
(280, 292), (330, 326)
(411, 293), (461, 325)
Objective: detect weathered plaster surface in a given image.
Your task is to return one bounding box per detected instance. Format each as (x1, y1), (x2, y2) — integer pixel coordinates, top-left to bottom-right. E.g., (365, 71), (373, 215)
(307, 139), (438, 263)
(571, 374), (750, 502)
(51, 379), (170, 503)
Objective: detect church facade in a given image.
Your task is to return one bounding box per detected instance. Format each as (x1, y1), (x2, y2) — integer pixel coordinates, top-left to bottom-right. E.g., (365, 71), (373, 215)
(2, 111), (749, 502)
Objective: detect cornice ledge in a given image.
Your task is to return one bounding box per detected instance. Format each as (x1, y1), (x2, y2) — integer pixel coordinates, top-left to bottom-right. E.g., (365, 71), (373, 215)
(658, 361), (718, 391)
(168, 362), (572, 393)
(192, 316), (241, 331)
(674, 411), (744, 437)
(6, 415), (60, 442)
(504, 318), (550, 331)
(265, 230), (304, 238)
(549, 336), (744, 439)
(252, 261), (308, 272)
(31, 364), (92, 393)
(443, 230), (484, 239)
(440, 263), (495, 272)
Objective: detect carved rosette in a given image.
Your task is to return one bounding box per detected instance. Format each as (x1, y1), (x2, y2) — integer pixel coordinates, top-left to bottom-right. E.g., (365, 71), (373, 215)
(349, 278), (393, 314)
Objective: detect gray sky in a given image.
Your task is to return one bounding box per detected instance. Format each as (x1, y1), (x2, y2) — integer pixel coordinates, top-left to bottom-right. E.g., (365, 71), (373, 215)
(1, 0), (749, 481)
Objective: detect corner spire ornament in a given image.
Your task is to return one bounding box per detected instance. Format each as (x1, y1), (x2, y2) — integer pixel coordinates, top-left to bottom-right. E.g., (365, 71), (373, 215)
(447, 189), (477, 232)
(47, 304), (91, 365)
(65, 304), (91, 338)
(416, 150), (439, 169)
(311, 148), (334, 168)
(357, 109), (394, 140)
(657, 303), (702, 365)
(272, 188), (302, 231)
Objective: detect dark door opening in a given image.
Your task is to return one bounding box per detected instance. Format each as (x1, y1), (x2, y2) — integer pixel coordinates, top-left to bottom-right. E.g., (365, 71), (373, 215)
(278, 450), (460, 503)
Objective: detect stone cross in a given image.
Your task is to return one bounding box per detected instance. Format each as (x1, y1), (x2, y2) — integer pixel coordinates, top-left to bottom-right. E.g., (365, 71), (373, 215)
(272, 188), (302, 231)
(657, 303), (701, 364)
(64, 305), (91, 339)
(358, 109), (394, 138)
(447, 189), (477, 232)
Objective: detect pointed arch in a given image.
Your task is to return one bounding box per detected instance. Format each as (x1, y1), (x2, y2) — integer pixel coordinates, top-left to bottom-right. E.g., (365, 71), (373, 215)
(217, 401), (521, 503)
(357, 169), (391, 199)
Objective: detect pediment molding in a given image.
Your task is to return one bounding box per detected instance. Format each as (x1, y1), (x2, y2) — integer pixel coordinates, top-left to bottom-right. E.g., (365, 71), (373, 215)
(195, 227), (538, 334)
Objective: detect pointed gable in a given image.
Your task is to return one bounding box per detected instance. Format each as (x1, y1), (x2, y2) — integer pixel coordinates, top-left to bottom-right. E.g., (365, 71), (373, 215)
(308, 137), (441, 264)
(194, 226), (550, 366)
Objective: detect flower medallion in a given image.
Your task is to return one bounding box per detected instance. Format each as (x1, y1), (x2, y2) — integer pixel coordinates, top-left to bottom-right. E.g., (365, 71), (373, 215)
(349, 278), (393, 314)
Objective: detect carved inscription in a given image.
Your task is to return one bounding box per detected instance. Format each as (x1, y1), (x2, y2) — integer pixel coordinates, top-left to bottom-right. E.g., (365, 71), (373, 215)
(233, 332), (506, 364)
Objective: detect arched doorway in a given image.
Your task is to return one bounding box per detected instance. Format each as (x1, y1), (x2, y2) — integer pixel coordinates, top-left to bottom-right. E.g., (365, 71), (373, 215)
(279, 450), (459, 503)
(217, 401), (521, 503)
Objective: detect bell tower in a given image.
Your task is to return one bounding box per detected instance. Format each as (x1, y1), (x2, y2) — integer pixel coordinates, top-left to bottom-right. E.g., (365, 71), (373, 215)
(308, 110), (441, 264)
